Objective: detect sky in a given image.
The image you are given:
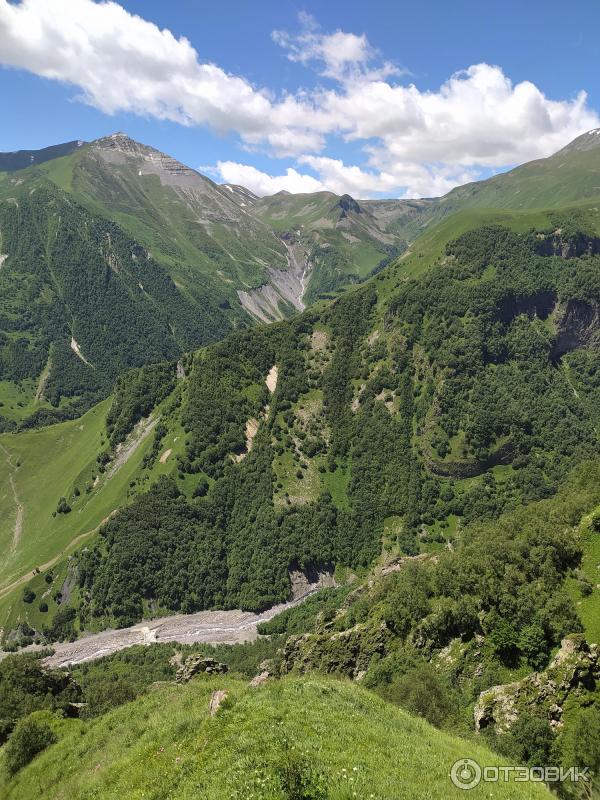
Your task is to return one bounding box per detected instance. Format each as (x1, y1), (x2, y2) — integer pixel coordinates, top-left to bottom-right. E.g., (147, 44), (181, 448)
(0, 0), (599, 199)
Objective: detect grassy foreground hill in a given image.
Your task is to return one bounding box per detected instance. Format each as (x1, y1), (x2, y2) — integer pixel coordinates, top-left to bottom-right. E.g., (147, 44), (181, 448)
(0, 675), (550, 800)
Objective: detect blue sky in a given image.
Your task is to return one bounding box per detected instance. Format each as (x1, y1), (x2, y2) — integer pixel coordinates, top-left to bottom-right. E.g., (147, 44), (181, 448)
(0, 0), (599, 198)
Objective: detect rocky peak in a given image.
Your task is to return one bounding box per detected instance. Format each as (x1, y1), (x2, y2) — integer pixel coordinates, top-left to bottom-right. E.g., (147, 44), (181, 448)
(554, 128), (600, 156)
(92, 132), (210, 187)
(338, 194), (362, 218)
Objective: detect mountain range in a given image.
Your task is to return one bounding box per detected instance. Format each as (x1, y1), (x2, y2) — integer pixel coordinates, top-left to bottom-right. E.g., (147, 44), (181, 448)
(1, 128), (600, 427)
(2, 128), (600, 797)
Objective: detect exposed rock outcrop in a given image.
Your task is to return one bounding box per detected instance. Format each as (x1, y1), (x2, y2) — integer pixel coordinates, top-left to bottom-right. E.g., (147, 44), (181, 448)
(279, 621), (392, 679)
(536, 230), (600, 259)
(209, 689), (228, 716)
(474, 635), (599, 734)
(552, 298), (600, 358)
(175, 655), (228, 684)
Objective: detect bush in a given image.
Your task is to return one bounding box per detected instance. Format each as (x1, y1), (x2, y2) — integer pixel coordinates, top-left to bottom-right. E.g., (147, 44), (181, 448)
(384, 664), (454, 728)
(4, 715), (56, 775)
(496, 713), (554, 767)
(56, 497), (71, 515)
(22, 587), (35, 604)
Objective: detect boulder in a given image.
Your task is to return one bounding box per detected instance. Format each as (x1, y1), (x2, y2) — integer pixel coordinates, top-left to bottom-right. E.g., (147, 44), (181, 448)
(209, 690), (228, 716)
(175, 655), (228, 684)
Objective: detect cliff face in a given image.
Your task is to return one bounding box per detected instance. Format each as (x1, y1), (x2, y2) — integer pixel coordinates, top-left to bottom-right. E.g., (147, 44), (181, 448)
(535, 231), (600, 259)
(552, 299), (600, 358)
(474, 636), (600, 734)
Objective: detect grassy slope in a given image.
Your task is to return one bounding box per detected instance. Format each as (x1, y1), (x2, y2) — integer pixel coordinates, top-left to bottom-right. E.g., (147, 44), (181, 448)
(40, 147), (286, 294)
(0, 399), (156, 624)
(0, 676), (550, 800)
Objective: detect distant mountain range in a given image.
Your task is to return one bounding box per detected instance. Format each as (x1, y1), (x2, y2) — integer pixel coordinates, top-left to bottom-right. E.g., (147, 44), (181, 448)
(0, 128), (599, 421)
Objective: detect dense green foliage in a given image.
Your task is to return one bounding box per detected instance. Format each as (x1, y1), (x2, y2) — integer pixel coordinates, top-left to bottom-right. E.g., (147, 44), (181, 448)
(106, 361), (176, 446)
(0, 178), (228, 423)
(3, 715), (56, 775)
(0, 653), (78, 743)
(68, 221), (600, 628)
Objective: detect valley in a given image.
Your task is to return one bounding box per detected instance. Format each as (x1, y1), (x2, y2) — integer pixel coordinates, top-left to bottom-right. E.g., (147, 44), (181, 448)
(2, 127), (600, 798)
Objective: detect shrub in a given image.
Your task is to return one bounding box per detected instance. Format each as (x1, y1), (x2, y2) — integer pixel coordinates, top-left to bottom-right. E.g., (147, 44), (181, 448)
(56, 497), (71, 515)
(22, 587), (35, 604)
(4, 715), (56, 775)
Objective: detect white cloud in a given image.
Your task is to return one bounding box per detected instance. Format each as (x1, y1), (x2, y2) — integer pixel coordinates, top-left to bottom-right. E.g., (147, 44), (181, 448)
(272, 12), (379, 81)
(216, 161), (324, 196)
(1, 3), (599, 197)
(300, 156), (477, 199)
(327, 63), (600, 168)
(216, 156), (476, 199)
(0, 0), (319, 156)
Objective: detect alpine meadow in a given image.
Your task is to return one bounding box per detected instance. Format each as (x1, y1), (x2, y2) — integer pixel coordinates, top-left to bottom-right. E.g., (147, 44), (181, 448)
(1, 2), (600, 798)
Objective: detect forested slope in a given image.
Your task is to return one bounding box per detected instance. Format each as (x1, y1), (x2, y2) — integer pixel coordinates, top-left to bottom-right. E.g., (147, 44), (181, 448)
(2, 211), (593, 635)
(0, 176), (229, 427)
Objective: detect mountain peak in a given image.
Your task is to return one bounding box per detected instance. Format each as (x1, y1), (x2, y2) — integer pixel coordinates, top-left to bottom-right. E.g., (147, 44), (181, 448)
(92, 132), (150, 156)
(554, 128), (600, 156)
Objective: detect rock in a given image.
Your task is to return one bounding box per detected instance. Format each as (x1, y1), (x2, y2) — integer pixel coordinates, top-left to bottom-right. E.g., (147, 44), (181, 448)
(65, 701), (88, 718)
(474, 635), (599, 734)
(249, 671), (270, 688)
(175, 655), (228, 684)
(279, 621), (391, 678)
(209, 690), (228, 716)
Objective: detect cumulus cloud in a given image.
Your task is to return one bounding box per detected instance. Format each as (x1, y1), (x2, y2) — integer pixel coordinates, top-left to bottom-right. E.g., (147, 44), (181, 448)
(0, 0), (319, 156)
(216, 156), (477, 199)
(272, 11), (389, 81)
(1, 2), (598, 197)
(299, 156), (477, 199)
(216, 161), (325, 196)
(324, 63), (600, 168)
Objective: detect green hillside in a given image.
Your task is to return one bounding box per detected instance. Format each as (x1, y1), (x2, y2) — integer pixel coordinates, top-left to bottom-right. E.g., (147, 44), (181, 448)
(39, 134), (289, 295)
(1, 204), (598, 637)
(402, 128), (600, 240)
(0, 676), (550, 800)
(0, 172), (230, 425)
(253, 190), (407, 303)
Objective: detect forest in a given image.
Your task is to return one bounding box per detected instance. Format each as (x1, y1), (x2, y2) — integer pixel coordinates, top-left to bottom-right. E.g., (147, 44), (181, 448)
(68, 221), (600, 629)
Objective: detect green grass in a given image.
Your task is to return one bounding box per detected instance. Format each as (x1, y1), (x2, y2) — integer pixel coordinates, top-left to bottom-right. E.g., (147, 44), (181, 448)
(0, 676), (551, 799)
(0, 398), (157, 628)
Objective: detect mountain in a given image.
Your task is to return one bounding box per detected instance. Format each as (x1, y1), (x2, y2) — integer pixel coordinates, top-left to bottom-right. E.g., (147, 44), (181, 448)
(38, 132), (413, 318)
(0, 133), (419, 423)
(2, 207), (600, 628)
(252, 190), (413, 306)
(3, 131), (600, 795)
(405, 127), (600, 239)
(0, 140), (84, 173)
(2, 214), (600, 794)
